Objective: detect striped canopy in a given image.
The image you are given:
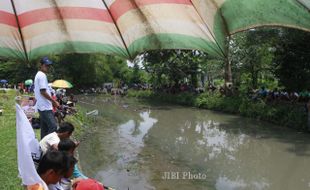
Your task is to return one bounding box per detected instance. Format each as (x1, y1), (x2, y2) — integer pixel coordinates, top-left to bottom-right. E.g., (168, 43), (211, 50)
(0, 0), (309, 61)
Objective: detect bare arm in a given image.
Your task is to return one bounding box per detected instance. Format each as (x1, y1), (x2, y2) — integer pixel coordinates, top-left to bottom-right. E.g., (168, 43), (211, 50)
(40, 89), (59, 108)
(40, 89), (53, 101)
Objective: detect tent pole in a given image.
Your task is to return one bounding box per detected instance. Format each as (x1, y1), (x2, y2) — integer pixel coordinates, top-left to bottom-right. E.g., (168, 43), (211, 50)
(101, 1), (133, 60)
(10, 0), (29, 63)
(206, 0), (233, 92)
(224, 35), (233, 95)
(190, 0), (233, 93)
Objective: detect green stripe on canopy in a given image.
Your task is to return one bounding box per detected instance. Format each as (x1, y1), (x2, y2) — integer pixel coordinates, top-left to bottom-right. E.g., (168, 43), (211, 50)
(127, 33), (225, 59)
(28, 42), (129, 60)
(219, 0), (310, 34)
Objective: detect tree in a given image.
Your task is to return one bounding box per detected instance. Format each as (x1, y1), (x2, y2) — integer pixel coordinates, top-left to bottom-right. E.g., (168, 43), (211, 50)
(0, 59), (37, 84)
(230, 28), (279, 90)
(54, 54), (130, 88)
(274, 28), (310, 91)
(142, 50), (210, 91)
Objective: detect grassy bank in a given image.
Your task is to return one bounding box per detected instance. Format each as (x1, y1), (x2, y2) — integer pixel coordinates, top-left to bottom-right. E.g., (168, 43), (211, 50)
(127, 90), (308, 130)
(0, 90), (93, 189)
(0, 89), (22, 190)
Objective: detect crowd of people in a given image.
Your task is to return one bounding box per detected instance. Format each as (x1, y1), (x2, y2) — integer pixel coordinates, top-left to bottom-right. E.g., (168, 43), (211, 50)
(52, 89), (78, 125)
(248, 86), (310, 103)
(204, 83), (310, 105)
(21, 56), (111, 190)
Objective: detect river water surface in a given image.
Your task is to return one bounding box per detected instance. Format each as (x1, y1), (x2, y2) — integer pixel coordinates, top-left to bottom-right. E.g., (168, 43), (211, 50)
(77, 95), (310, 190)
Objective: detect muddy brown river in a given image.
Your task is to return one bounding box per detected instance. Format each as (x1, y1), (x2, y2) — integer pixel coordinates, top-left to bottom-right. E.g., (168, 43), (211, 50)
(77, 95), (310, 190)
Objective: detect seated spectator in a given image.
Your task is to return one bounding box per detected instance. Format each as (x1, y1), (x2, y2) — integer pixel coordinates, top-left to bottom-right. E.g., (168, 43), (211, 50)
(219, 86), (225, 96)
(39, 122), (75, 155)
(37, 151), (70, 186)
(289, 91), (299, 102)
(69, 94), (78, 104)
(258, 86), (268, 98)
(280, 90), (290, 101)
(208, 84), (216, 92)
(272, 88), (280, 100)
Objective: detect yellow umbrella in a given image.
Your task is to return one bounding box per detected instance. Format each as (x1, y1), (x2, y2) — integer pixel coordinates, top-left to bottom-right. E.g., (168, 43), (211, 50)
(51, 80), (73, 88)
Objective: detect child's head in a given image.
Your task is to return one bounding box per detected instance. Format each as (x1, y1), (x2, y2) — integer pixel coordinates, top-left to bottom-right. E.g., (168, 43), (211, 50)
(58, 138), (77, 155)
(37, 151), (70, 185)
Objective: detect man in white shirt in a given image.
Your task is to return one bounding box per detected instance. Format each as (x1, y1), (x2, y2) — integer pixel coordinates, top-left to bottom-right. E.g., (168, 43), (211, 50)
(40, 122), (75, 155)
(34, 56), (59, 139)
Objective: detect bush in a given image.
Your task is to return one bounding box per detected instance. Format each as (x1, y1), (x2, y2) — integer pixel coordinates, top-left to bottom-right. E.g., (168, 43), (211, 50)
(127, 89), (307, 130)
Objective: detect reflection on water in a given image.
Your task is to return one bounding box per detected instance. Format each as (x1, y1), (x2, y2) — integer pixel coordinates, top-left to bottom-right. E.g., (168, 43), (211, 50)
(119, 111), (158, 148)
(78, 96), (310, 190)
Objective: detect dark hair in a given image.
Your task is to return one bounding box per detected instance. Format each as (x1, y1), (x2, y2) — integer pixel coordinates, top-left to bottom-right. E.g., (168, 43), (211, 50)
(68, 155), (78, 166)
(37, 150), (70, 176)
(56, 122), (74, 134)
(58, 138), (77, 152)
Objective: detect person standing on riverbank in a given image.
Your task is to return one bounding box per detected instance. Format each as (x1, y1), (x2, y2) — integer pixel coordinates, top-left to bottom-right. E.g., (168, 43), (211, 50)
(34, 56), (59, 139)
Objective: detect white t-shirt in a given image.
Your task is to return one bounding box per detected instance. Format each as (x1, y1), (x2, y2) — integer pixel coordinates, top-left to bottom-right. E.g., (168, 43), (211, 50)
(34, 71), (52, 111)
(39, 132), (60, 155)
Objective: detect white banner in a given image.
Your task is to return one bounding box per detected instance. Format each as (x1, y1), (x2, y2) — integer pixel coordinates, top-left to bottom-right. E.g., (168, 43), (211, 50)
(16, 103), (48, 190)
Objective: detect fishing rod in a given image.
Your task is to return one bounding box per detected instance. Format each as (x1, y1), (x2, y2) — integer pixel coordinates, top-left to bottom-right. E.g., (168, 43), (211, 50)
(103, 185), (116, 190)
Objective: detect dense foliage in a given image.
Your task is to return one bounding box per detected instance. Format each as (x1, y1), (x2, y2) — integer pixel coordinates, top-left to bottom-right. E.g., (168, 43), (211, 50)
(128, 90), (308, 130)
(273, 29), (310, 91)
(230, 28), (310, 92)
(0, 54), (147, 88)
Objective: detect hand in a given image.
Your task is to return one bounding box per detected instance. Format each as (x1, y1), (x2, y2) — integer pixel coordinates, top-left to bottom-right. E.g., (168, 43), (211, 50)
(71, 178), (83, 189)
(52, 100), (60, 108)
(75, 141), (80, 147)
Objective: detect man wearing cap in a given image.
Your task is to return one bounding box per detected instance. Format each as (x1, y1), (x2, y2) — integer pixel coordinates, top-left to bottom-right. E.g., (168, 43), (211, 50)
(34, 56), (59, 139)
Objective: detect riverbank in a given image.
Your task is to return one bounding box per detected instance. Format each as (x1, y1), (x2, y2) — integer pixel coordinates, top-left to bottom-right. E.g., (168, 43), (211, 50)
(0, 90), (96, 189)
(127, 90), (308, 131)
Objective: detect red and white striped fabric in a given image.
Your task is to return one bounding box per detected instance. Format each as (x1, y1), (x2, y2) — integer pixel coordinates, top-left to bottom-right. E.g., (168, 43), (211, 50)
(0, 0), (309, 61)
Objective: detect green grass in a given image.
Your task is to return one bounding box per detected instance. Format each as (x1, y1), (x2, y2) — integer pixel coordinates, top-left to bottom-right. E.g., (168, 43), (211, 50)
(0, 89), (23, 190)
(0, 90), (91, 190)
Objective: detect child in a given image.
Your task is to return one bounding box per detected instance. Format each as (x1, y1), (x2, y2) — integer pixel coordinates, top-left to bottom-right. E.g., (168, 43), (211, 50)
(48, 155), (78, 190)
(37, 151), (70, 186)
(40, 122), (75, 155)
